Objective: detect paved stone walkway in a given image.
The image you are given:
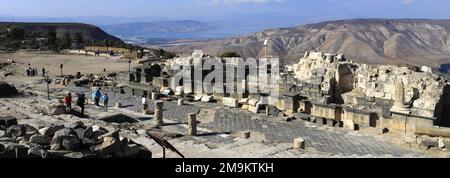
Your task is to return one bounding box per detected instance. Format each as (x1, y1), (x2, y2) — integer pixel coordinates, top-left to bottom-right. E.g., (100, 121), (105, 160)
(206, 110), (420, 156)
(66, 86), (421, 157)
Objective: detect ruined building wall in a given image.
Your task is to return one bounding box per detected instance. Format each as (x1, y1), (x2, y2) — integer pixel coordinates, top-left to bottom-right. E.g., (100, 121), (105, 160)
(290, 51), (450, 130)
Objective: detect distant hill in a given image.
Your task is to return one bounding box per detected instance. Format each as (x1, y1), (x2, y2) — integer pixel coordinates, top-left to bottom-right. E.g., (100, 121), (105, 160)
(162, 19), (450, 67)
(0, 22), (124, 51)
(0, 22), (121, 41)
(101, 20), (215, 38)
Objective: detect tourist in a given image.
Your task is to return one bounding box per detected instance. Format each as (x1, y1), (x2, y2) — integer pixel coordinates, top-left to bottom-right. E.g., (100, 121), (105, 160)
(101, 93), (109, 110)
(64, 93), (72, 112)
(26, 68), (30, 77)
(42, 67), (46, 77)
(142, 94), (149, 113)
(76, 93), (86, 115)
(94, 88), (102, 106)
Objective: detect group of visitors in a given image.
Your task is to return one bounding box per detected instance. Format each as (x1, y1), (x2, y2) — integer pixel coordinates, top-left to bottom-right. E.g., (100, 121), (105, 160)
(63, 87), (109, 116)
(25, 66), (47, 77)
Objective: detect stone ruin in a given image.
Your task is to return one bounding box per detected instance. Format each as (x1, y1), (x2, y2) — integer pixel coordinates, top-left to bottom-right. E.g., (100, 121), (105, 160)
(288, 51), (450, 133)
(112, 50), (450, 136)
(0, 117), (152, 158)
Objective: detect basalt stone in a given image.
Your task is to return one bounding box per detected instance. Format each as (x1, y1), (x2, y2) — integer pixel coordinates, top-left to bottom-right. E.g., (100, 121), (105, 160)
(51, 128), (79, 150)
(0, 116), (18, 130)
(136, 146), (152, 158)
(29, 134), (52, 145)
(61, 137), (81, 150)
(421, 140), (439, 150)
(122, 144), (141, 157)
(68, 121), (86, 130)
(0, 82), (18, 97)
(5, 125), (26, 138)
(28, 146), (48, 158)
(84, 126), (108, 139)
(39, 125), (65, 137)
(64, 152), (84, 158)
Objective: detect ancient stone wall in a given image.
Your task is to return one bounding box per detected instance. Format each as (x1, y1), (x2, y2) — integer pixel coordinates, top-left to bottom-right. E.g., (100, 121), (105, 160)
(290, 51), (450, 123)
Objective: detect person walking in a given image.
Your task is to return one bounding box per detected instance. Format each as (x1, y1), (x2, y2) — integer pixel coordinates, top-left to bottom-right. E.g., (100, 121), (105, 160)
(77, 93), (86, 116)
(64, 93), (72, 113)
(142, 94), (149, 114)
(94, 88), (102, 106)
(101, 93), (109, 110)
(42, 67), (46, 77)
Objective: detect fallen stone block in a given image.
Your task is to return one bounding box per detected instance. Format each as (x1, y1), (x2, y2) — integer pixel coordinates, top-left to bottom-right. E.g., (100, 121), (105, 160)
(50, 128), (79, 150)
(5, 125), (26, 138)
(68, 121), (86, 130)
(420, 139), (438, 150)
(83, 126), (108, 140)
(95, 136), (121, 155)
(98, 130), (120, 140)
(47, 104), (67, 116)
(438, 139), (445, 149)
(28, 146), (48, 158)
(39, 125), (65, 137)
(136, 146), (152, 158)
(64, 152), (84, 158)
(0, 82), (18, 97)
(201, 95), (213, 102)
(122, 144), (141, 157)
(0, 116), (18, 130)
(29, 134), (52, 145)
(293, 138), (306, 150)
(194, 95), (203, 101)
(61, 137), (81, 150)
(222, 98), (239, 108)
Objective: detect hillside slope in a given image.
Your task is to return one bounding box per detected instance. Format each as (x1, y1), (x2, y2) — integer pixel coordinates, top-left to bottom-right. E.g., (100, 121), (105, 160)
(0, 22), (121, 41)
(163, 19), (450, 66)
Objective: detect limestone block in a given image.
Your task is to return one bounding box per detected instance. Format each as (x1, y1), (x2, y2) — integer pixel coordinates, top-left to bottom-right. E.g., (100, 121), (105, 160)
(293, 138), (306, 149)
(194, 95), (203, 101)
(222, 97), (239, 108)
(343, 120), (355, 130)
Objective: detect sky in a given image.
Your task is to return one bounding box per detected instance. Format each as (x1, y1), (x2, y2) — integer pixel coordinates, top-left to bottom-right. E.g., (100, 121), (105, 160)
(0, 0), (449, 20)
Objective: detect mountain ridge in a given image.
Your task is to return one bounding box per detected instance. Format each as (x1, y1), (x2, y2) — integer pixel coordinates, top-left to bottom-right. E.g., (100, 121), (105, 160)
(161, 19), (450, 67)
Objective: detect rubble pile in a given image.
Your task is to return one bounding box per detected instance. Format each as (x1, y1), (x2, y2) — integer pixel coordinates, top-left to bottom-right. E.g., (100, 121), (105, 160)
(290, 51), (450, 118)
(0, 117), (152, 158)
(71, 73), (117, 87)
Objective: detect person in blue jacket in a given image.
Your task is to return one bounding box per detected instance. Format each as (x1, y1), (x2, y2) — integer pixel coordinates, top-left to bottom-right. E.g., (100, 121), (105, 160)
(93, 88), (102, 106)
(101, 93), (109, 110)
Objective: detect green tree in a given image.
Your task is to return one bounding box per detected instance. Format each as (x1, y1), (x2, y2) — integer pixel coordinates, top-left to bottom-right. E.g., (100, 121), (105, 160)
(9, 28), (25, 40)
(47, 31), (57, 50)
(219, 52), (241, 58)
(74, 33), (84, 48)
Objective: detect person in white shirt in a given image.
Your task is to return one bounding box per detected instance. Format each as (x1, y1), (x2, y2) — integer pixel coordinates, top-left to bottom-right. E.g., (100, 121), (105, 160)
(142, 95), (149, 113)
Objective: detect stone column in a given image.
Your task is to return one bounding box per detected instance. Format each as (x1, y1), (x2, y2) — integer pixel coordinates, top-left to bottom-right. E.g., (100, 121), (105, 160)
(188, 113), (197, 136)
(178, 98), (184, 106)
(391, 77), (411, 114)
(151, 92), (157, 100)
(115, 102), (122, 108)
(242, 131), (251, 139)
(154, 102), (164, 126)
(293, 138), (306, 150)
